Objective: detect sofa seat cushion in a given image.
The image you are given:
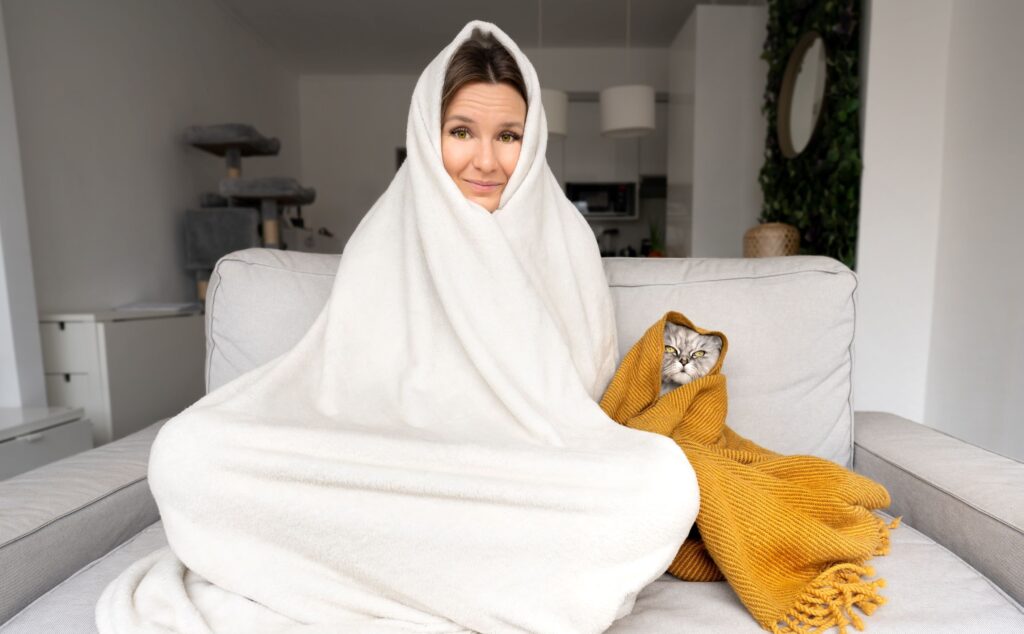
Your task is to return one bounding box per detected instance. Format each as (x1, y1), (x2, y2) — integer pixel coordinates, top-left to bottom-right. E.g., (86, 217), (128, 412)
(1, 522), (167, 633)
(0, 422), (165, 623)
(3, 513), (1022, 633)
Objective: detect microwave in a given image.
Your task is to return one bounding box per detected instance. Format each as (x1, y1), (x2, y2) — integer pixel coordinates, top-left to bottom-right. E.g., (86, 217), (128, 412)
(565, 182), (637, 219)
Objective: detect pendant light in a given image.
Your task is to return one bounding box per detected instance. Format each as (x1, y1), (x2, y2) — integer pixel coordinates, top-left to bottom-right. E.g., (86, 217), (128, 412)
(600, 0), (655, 137)
(541, 89), (569, 138)
(538, 0), (568, 137)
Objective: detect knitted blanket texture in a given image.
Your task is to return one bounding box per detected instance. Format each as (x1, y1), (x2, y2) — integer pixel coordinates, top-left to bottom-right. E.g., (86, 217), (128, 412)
(600, 311), (901, 634)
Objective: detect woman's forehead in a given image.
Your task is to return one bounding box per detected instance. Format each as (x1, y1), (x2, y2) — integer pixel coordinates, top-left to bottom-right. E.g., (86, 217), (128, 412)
(443, 83), (526, 123)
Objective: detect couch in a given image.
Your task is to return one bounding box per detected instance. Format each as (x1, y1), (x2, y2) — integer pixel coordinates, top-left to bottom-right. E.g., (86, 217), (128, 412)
(2, 249), (1022, 633)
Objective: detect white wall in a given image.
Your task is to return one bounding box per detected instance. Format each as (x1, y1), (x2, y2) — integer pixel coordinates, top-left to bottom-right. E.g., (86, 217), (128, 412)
(299, 74), (414, 246)
(3, 0), (302, 311)
(690, 6), (766, 258)
(666, 5), (767, 258)
(856, 0), (1024, 461)
(665, 14), (695, 257)
(0, 0), (43, 407)
(923, 0), (1024, 460)
(855, 0), (953, 423)
(298, 47), (668, 250)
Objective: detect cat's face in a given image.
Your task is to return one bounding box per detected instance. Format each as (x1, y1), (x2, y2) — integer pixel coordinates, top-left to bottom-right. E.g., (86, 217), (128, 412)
(661, 322), (722, 387)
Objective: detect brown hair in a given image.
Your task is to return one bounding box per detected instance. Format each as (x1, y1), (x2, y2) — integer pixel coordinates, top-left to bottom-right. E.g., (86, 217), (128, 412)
(441, 29), (528, 119)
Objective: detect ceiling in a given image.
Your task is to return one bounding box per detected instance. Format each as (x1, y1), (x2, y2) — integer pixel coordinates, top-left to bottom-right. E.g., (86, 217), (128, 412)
(216, 0), (764, 74)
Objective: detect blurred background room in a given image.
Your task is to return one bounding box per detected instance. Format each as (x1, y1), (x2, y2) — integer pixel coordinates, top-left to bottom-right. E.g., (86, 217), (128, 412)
(1, 0), (1021, 475)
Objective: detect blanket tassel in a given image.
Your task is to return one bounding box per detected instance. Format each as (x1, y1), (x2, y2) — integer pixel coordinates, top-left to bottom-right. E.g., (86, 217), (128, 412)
(771, 563), (885, 634)
(771, 516), (902, 634)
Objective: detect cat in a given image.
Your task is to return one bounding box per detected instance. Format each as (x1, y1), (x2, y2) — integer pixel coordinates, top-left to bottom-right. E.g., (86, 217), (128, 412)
(660, 321), (723, 396)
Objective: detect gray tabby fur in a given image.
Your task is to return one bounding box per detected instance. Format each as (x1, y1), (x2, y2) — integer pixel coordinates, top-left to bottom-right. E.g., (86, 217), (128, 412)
(660, 321), (723, 396)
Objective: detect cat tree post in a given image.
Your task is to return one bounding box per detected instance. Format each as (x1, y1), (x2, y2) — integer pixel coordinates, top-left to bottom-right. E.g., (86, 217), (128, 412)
(218, 176), (317, 251)
(261, 199), (279, 248)
(225, 148), (242, 179)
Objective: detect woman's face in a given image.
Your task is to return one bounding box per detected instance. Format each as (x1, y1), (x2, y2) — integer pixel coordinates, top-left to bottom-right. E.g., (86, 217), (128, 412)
(441, 81), (526, 213)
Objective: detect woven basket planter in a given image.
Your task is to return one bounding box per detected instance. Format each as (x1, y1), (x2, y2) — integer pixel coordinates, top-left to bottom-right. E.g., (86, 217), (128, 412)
(743, 222), (800, 257)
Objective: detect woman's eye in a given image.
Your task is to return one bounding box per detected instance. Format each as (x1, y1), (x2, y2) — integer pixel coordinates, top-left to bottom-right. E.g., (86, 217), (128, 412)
(499, 132), (520, 143)
(450, 127), (470, 140)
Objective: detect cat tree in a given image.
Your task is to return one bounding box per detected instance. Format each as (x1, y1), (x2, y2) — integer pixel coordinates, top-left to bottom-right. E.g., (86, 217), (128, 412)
(183, 124), (318, 300)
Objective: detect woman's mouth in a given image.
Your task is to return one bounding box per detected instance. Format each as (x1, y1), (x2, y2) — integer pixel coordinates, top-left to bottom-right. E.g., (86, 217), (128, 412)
(465, 179), (502, 193)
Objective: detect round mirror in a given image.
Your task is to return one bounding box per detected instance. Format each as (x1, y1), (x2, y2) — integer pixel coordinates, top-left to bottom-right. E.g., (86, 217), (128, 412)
(777, 32), (827, 158)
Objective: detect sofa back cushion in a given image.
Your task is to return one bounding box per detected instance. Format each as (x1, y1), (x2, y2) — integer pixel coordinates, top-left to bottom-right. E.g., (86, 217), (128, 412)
(604, 256), (856, 466)
(206, 250), (856, 466)
(204, 249), (337, 395)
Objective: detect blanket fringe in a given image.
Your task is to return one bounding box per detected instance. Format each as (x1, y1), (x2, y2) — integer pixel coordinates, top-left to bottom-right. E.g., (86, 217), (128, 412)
(771, 516), (901, 634)
(873, 515), (902, 557)
(770, 563), (886, 634)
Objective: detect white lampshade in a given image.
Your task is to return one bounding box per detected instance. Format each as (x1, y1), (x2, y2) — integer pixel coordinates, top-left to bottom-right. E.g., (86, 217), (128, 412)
(599, 84), (655, 137)
(541, 88), (568, 137)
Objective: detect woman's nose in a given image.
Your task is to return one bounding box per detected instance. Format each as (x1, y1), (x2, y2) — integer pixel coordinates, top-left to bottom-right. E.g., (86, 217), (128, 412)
(473, 141), (497, 172)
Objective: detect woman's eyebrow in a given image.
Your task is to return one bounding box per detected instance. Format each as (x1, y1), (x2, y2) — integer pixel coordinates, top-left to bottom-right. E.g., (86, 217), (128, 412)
(443, 114), (523, 129)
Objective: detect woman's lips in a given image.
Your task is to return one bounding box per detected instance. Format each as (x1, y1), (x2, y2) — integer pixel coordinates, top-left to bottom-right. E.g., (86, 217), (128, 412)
(465, 179), (502, 193)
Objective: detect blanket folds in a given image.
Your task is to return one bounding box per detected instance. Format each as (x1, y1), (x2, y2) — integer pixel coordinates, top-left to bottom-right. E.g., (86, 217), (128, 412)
(95, 20), (700, 634)
(599, 311), (900, 634)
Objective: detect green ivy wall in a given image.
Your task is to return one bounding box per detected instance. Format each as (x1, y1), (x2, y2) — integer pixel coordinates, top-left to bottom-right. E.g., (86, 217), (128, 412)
(758, 0), (862, 269)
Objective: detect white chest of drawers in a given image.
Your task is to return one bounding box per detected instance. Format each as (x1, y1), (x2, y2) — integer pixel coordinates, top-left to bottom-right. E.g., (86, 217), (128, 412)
(0, 406), (92, 480)
(38, 309), (206, 446)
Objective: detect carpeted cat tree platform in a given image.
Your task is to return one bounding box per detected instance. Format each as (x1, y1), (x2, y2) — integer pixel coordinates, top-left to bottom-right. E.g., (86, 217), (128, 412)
(183, 124), (319, 301)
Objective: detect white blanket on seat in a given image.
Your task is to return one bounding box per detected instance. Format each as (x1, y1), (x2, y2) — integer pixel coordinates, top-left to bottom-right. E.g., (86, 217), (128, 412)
(96, 20), (699, 634)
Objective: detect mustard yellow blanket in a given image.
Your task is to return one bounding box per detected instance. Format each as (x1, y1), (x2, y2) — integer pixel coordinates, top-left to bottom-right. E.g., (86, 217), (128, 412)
(600, 311), (900, 634)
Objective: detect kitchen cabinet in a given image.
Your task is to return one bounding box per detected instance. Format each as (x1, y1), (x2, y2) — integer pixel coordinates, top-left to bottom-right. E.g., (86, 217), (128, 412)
(548, 101), (668, 186)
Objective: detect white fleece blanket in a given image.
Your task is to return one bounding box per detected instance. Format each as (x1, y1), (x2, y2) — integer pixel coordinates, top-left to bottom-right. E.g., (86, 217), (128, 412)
(96, 20), (698, 634)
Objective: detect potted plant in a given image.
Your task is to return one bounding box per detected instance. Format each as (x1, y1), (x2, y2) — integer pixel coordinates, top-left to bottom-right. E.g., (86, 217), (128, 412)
(648, 222), (665, 257)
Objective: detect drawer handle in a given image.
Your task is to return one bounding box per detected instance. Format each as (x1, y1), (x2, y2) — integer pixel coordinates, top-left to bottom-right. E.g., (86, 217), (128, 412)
(18, 432), (44, 443)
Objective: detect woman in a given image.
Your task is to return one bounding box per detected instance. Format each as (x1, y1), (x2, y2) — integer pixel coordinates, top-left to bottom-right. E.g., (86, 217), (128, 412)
(96, 22), (699, 634)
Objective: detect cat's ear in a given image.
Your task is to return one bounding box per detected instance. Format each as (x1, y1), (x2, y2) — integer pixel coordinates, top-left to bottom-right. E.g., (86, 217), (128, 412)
(704, 331), (729, 352)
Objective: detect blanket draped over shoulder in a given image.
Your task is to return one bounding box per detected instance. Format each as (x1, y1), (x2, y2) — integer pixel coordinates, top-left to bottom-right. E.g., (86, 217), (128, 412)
(599, 311), (901, 634)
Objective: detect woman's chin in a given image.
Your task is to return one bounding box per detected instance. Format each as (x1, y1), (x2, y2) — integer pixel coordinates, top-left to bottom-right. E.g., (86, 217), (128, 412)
(467, 192), (500, 212)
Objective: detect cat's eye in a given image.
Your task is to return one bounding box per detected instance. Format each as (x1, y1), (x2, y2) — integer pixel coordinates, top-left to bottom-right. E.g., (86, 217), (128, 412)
(692, 350), (706, 358)
(664, 345), (679, 356)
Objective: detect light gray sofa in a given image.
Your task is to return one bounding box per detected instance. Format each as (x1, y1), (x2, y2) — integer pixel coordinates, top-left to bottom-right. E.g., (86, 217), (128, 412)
(2, 249), (1022, 632)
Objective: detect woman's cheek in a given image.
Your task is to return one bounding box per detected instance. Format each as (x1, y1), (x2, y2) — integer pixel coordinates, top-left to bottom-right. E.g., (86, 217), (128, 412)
(442, 139), (464, 176)
(500, 144), (521, 177)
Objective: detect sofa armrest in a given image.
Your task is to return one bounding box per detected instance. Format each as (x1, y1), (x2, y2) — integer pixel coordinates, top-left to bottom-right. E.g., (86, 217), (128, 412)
(854, 411), (1024, 606)
(0, 420), (165, 624)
